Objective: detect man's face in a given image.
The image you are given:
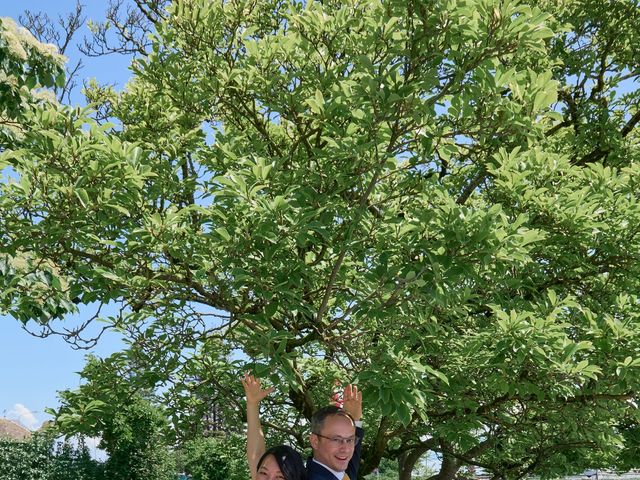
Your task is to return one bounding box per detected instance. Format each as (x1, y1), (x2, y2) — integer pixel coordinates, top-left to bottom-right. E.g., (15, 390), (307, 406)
(310, 414), (357, 472)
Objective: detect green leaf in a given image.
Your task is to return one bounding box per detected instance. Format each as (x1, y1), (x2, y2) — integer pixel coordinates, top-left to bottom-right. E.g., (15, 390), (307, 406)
(55, 71), (66, 88)
(396, 402), (412, 426)
(215, 227), (231, 241)
(75, 188), (90, 207)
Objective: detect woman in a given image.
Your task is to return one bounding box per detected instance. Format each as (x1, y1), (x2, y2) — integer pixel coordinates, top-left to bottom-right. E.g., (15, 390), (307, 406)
(242, 373), (307, 480)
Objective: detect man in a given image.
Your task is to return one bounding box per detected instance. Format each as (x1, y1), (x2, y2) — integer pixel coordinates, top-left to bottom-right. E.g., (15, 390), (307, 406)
(307, 384), (364, 480)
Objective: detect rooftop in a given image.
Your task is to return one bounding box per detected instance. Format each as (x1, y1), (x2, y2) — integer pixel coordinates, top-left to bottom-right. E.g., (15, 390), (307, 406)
(0, 418), (32, 441)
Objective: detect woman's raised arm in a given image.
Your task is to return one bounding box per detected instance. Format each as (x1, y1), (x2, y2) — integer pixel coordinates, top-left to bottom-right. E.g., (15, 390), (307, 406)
(241, 373), (274, 480)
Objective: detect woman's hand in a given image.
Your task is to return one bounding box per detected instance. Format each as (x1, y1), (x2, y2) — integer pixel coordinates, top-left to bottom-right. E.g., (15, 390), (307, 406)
(242, 372), (274, 405)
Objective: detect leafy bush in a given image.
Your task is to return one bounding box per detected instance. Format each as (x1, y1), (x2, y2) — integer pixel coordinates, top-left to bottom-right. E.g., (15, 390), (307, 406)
(178, 433), (248, 480)
(0, 433), (104, 480)
(101, 398), (176, 480)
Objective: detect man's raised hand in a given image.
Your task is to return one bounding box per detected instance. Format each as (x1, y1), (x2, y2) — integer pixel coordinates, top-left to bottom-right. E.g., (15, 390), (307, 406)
(342, 384), (362, 421)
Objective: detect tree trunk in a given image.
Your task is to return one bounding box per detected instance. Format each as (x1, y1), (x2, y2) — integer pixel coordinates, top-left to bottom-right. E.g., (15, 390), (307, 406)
(398, 445), (430, 480)
(360, 417), (391, 476)
(425, 451), (460, 480)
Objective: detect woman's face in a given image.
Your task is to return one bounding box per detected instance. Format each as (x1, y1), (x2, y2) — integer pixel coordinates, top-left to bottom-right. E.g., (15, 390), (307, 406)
(257, 454), (285, 480)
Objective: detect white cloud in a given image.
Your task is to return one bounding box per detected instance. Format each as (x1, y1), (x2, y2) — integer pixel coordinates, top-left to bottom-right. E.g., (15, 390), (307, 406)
(8, 403), (39, 429)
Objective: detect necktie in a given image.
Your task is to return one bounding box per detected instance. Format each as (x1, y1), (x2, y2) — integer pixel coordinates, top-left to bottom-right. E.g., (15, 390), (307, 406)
(343, 474), (351, 480)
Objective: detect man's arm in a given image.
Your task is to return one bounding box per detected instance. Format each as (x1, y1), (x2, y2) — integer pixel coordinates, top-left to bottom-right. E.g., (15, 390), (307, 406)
(346, 425), (365, 480)
(343, 384), (364, 479)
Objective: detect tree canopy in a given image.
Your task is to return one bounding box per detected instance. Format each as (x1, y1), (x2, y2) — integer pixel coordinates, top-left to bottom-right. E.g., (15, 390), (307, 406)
(2, 1), (640, 478)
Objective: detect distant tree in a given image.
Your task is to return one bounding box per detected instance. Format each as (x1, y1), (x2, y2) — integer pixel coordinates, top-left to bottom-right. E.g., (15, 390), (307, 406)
(177, 435), (248, 480)
(50, 437), (106, 480)
(48, 357), (175, 480)
(0, 432), (105, 480)
(100, 396), (175, 480)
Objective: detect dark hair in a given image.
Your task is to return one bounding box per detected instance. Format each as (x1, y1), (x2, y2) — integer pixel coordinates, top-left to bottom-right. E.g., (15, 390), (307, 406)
(310, 405), (354, 434)
(257, 445), (307, 480)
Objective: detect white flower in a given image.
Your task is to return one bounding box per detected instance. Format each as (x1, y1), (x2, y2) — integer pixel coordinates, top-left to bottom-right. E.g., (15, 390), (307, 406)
(1, 17), (67, 65)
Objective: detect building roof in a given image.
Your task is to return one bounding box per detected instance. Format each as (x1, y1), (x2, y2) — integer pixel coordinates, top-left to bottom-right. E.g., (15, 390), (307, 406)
(0, 418), (32, 441)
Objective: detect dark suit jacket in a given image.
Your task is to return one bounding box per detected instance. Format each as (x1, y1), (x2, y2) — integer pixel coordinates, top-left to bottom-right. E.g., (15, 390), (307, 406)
(307, 426), (364, 480)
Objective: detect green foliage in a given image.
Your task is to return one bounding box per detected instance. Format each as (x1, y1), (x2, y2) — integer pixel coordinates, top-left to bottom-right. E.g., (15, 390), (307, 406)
(51, 365), (177, 480)
(0, 433), (104, 480)
(3, 0), (640, 479)
(178, 435), (248, 480)
(0, 17), (63, 144)
(616, 417), (640, 472)
(364, 458), (400, 480)
(100, 397), (176, 480)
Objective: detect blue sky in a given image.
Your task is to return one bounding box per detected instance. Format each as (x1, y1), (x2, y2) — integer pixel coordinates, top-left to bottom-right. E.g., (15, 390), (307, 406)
(1, 0), (133, 430)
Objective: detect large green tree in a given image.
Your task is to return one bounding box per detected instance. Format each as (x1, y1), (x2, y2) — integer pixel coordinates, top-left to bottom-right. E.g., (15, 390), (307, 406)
(2, 1), (640, 478)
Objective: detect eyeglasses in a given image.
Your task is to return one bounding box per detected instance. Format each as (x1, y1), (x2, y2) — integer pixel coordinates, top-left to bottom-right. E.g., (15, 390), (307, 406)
(312, 432), (360, 447)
